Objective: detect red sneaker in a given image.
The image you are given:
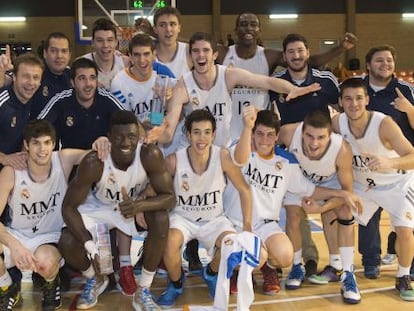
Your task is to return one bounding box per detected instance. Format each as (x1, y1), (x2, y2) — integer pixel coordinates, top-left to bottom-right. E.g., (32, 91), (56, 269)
(118, 265), (137, 296)
(261, 264), (281, 295)
(229, 270), (238, 295)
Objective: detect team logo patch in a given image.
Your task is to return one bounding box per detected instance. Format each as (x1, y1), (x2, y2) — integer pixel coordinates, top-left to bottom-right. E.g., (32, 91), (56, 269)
(66, 116), (74, 127)
(278, 94), (285, 103)
(191, 96), (200, 106)
(224, 237), (234, 246)
(406, 212), (412, 221)
(10, 116), (16, 128)
(21, 188), (30, 199)
(42, 86), (49, 97)
(181, 173), (189, 191)
(108, 173), (116, 185)
(275, 161), (283, 170)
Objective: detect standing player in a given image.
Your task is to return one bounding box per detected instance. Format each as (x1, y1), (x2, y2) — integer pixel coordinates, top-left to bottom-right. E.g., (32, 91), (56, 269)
(333, 78), (414, 301)
(0, 120), (88, 310)
(278, 110), (360, 304)
(157, 109), (253, 308)
(59, 110), (175, 310)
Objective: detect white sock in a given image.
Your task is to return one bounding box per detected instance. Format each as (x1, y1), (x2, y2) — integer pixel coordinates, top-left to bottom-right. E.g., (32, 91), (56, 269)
(0, 271), (12, 288)
(138, 268), (155, 288)
(293, 250), (303, 265)
(329, 254), (342, 270)
(339, 247), (354, 272)
(397, 265), (410, 278)
(119, 255), (131, 268)
(82, 265), (95, 279)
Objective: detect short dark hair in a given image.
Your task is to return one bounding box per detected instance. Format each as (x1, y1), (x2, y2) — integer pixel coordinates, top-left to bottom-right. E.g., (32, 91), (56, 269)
(365, 45), (396, 67)
(92, 18), (117, 40)
(303, 110), (332, 133)
(109, 110), (138, 131)
(70, 58), (98, 79)
(234, 12), (260, 28)
(154, 6), (181, 25)
(282, 33), (309, 52)
(339, 77), (368, 97)
(184, 109), (216, 133)
(43, 32), (71, 51)
(253, 110), (280, 133)
(128, 33), (154, 54)
(13, 53), (44, 75)
(189, 32), (217, 53)
(23, 119), (56, 144)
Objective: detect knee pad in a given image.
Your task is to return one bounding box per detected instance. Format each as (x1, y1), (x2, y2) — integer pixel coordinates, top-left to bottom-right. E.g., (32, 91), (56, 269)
(330, 216), (355, 226)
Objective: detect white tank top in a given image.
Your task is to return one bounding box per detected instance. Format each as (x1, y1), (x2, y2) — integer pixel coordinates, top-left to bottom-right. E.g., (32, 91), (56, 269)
(173, 145), (226, 223)
(223, 46), (270, 141)
(338, 111), (405, 186)
(8, 152), (67, 237)
(156, 42), (190, 79)
(80, 143), (148, 213)
(289, 122), (342, 185)
(182, 65), (232, 148)
(224, 147), (315, 227)
(83, 53), (126, 90)
(110, 68), (157, 123)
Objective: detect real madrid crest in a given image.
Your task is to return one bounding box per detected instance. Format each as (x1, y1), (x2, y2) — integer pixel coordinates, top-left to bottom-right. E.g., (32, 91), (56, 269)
(21, 188), (30, 199)
(181, 173), (189, 191)
(11, 116), (17, 128)
(278, 94), (285, 104)
(108, 173), (116, 185)
(275, 161), (283, 170)
(42, 85), (49, 97)
(191, 97), (200, 106)
(66, 116), (74, 127)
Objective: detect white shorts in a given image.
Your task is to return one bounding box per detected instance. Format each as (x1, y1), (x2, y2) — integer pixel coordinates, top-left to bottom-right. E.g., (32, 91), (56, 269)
(169, 213), (235, 256)
(284, 176), (341, 206)
(353, 175), (414, 228)
(233, 220), (284, 243)
(2, 228), (61, 269)
(80, 209), (139, 240)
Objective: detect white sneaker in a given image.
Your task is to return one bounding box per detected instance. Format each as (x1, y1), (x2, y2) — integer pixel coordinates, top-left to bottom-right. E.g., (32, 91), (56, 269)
(341, 271), (361, 304)
(381, 253), (397, 265)
(77, 275), (109, 309)
(133, 287), (161, 311)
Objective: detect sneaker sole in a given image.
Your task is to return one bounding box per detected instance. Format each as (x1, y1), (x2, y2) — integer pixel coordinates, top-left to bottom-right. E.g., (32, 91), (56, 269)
(308, 275), (329, 285)
(341, 289), (361, 304)
(77, 277), (110, 310)
(116, 283), (136, 297)
(285, 283), (303, 290)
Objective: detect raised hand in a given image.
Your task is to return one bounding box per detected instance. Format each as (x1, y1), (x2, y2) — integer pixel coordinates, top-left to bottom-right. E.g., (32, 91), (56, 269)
(341, 32), (358, 50)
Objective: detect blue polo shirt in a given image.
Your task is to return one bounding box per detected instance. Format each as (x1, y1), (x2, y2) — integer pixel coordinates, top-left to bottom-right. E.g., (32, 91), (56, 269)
(270, 65), (339, 125)
(0, 86), (32, 154)
(30, 65), (72, 119)
(364, 76), (414, 145)
(37, 87), (124, 149)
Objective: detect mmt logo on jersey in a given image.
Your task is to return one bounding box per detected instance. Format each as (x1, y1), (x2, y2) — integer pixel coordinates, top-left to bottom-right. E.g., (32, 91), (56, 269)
(20, 192), (61, 216)
(105, 186), (139, 202)
(178, 190), (221, 207)
(246, 163), (284, 191)
(204, 103), (226, 120)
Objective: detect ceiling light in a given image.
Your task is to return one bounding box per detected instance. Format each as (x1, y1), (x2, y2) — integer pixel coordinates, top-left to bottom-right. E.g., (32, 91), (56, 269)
(0, 17), (26, 22)
(269, 14), (298, 20)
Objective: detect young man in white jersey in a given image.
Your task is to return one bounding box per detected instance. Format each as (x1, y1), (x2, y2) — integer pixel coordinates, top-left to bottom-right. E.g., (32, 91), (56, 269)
(278, 109), (361, 304)
(58, 111), (175, 310)
(0, 119), (89, 310)
(224, 107), (361, 301)
(81, 18), (130, 90)
(156, 109), (255, 308)
(333, 77), (414, 301)
(148, 32), (320, 149)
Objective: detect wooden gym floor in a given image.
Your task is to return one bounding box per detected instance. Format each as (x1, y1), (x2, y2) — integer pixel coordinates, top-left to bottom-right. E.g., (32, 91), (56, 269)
(13, 212), (413, 310)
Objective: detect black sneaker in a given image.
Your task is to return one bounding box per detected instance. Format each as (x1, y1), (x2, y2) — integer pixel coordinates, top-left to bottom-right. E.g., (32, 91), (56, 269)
(184, 240), (203, 274)
(41, 276), (61, 311)
(32, 272), (46, 291)
(0, 282), (22, 310)
(58, 266), (72, 292)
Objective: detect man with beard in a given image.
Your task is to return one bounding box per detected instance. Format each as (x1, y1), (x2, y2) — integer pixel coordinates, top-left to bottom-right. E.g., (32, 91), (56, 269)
(358, 46), (414, 279)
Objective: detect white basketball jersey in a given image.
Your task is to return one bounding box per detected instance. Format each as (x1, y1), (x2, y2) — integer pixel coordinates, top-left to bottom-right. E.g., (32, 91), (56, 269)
(80, 143), (148, 213)
(111, 68), (156, 123)
(173, 145), (226, 223)
(223, 46), (271, 141)
(338, 111), (405, 186)
(83, 53), (125, 90)
(8, 152), (67, 237)
(224, 146), (315, 227)
(156, 42), (190, 79)
(289, 122), (342, 185)
(182, 65), (233, 147)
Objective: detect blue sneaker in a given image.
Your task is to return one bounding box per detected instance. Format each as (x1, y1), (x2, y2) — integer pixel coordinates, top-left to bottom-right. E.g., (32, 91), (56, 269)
(157, 274), (185, 308)
(364, 265), (380, 279)
(341, 271), (361, 304)
(202, 266), (217, 298)
(286, 264), (305, 290)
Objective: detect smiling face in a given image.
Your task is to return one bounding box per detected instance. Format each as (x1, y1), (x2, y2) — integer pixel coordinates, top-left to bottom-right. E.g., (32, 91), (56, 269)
(284, 40), (310, 73)
(187, 120), (216, 155)
(13, 63), (43, 104)
(71, 67), (97, 107)
(24, 135), (55, 167)
(129, 45), (155, 80)
(109, 123), (140, 169)
(340, 86), (370, 121)
(43, 37), (71, 75)
(302, 125), (331, 160)
(235, 13), (260, 46)
(190, 40), (218, 75)
(92, 30), (117, 62)
(367, 50), (395, 83)
(252, 124), (278, 157)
